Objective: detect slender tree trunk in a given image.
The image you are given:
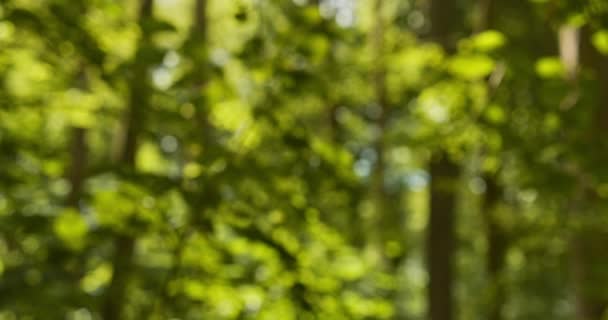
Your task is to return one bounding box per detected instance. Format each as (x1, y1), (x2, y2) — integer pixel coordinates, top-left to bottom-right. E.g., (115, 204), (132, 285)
(426, 0), (460, 318)
(328, 103), (339, 142)
(572, 25), (608, 320)
(566, 187), (606, 320)
(67, 127), (87, 208)
(64, 67), (90, 290)
(66, 67), (90, 208)
(474, 1), (509, 319)
(143, 1), (210, 318)
(561, 23), (607, 320)
(368, 0), (391, 259)
(427, 152), (458, 320)
(102, 1), (154, 319)
(570, 232), (593, 320)
(193, 0), (207, 35)
(192, 0), (211, 147)
(370, 0), (402, 258)
(474, 0), (494, 33)
(482, 174), (507, 320)
(560, 23), (590, 320)
(369, 3), (410, 317)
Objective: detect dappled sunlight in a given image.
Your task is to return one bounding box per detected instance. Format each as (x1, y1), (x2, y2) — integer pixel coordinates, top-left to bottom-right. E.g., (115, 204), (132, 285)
(1, 0), (608, 319)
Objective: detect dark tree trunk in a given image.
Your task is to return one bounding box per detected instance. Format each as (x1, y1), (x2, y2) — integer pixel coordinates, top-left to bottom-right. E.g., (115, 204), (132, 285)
(143, 1), (210, 318)
(192, 0), (212, 148)
(371, 0), (390, 250)
(101, 1), (154, 319)
(571, 26), (608, 320)
(426, 0), (460, 318)
(474, 1), (508, 319)
(569, 224), (608, 320)
(66, 67), (90, 208)
(67, 127), (87, 208)
(483, 174), (507, 320)
(427, 152), (459, 320)
(102, 234), (136, 320)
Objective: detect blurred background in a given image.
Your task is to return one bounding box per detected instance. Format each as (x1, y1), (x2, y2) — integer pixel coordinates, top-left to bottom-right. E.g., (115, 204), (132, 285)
(1, 0), (608, 319)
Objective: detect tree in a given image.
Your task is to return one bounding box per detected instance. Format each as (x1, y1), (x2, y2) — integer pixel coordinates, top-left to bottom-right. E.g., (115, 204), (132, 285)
(2, 1), (608, 319)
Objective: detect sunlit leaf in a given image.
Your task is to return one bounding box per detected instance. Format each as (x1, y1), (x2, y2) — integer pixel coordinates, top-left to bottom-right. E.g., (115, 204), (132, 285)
(53, 209), (88, 250)
(447, 55), (495, 80)
(592, 30), (608, 55)
(80, 263), (112, 294)
(470, 30), (507, 52)
(136, 142), (168, 174)
(535, 57), (564, 78)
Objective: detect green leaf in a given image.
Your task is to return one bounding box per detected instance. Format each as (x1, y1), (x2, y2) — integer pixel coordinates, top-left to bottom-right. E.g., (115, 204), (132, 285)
(471, 30), (507, 52)
(447, 55), (495, 80)
(535, 57), (564, 78)
(484, 104), (505, 124)
(592, 30), (608, 55)
(54, 209), (88, 250)
(80, 263), (112, 293)
(566, 13), (586, 27)
(136, 142), (169, 174)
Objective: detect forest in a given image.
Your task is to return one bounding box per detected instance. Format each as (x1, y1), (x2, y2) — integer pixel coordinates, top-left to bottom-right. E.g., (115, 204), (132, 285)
(1, 0), (608, 319)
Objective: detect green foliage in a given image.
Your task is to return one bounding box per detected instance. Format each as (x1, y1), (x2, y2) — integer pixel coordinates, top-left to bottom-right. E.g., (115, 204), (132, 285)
(593, 30), (608, 55)
(465, 30), (507, 52)
(1, 0), (608, 319)
(53, 209), (89, 250)
(535, 57), (565, 78)
(448, 54), (496, 80)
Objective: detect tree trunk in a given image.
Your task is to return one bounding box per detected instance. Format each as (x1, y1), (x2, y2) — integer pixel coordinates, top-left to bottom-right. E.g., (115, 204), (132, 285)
(66, 67), (90, 208)
(474, 1), (508, 319)
(191, 0), (212, 147)
(572, 25), (608, 320)
(101, 1), (154, 319)
(371, 0), (389, 253)
(482, 174), (507, 320)
(67, 127), (87, 208)
(426, 0), (460, 318)
(144, 1), (211, 318)
(427, 152), (459, 320)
